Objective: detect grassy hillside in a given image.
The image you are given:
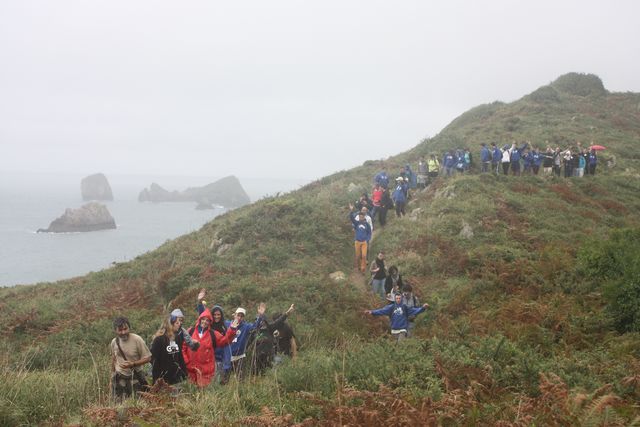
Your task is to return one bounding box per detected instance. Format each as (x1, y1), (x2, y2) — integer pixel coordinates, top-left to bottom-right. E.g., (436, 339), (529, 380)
(2, 73), (640, 426)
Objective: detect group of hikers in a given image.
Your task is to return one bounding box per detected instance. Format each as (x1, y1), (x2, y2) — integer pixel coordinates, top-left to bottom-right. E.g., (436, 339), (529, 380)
(348, 169), (433, 344)
(349, 140), (604, 274)
(110, 289), (297, 400)
(440, 141), (600, 178)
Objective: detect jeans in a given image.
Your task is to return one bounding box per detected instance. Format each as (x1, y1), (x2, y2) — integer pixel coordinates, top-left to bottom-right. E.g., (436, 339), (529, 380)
(371, 278), (386, 298)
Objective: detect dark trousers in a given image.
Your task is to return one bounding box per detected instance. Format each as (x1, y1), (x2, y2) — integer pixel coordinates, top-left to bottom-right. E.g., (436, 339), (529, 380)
(511, 162), (521, 176)
(532, 165), (540, 175)
(395, 202), (405, 217)
(564, 163), (573, 178)
(378, 207), (389, 226)
(112, 373), (144, 400)
(589, 164), (596, 175)
(502, 163), (510, 175)
(221, 358), (245, 384)
(481, 162), (490, 173)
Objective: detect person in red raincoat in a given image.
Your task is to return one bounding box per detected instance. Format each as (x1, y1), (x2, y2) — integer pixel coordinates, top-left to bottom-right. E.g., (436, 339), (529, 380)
(183, 308), (238, 387)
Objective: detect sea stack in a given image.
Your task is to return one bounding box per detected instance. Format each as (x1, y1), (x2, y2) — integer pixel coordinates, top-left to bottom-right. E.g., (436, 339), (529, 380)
(138, 175), (250, 208)
(38, 202), (117, 233)
(81, 173), (114, 201)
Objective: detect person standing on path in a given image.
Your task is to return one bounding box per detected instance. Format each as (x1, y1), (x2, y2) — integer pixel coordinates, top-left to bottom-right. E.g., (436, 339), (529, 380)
(110, 316), (152, 400)
(364, 293), (430, 343)
(349, 205), (372, 273)
(378, 187), (393, 227)
(369, 251), (387, 299)
(392, 177), (407, 217)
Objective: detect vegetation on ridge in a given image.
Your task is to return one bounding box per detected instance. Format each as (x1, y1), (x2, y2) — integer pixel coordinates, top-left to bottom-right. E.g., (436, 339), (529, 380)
(2, 72), (640, 425)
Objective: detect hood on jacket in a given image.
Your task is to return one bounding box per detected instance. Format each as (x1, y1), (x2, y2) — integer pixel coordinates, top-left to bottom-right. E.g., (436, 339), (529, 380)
(210, 305), (226, 334)
(197, 308), (213, 328)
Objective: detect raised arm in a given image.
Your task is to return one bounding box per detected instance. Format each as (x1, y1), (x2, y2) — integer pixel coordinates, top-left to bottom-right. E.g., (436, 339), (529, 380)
(365, 304), (394, 317)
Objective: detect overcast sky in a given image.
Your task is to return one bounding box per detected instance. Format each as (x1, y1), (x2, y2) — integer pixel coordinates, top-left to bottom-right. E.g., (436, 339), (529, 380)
(1, 1), (639, 180)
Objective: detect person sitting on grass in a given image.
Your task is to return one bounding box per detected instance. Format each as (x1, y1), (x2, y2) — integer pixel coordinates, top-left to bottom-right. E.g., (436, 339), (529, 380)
(364, 293), (430, 342)
(110, 316), (152, 400)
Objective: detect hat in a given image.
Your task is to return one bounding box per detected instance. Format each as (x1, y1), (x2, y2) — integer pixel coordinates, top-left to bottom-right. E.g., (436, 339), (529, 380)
(169, 308), (184, 324)
(395, 177), (403, 181)
(170, 308), (184, 318)
(234, 307), (247, 316)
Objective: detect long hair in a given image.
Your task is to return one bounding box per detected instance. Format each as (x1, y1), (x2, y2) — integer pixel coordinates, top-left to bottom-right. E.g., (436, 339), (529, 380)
(153, 316), (175, 341)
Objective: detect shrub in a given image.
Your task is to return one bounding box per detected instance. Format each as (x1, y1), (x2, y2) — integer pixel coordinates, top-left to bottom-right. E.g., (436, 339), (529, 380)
(578, 228), (640, 332)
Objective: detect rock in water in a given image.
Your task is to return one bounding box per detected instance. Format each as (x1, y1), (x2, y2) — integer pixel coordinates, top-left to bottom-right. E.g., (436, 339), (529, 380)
(138, 176), (250, 208)
(81, 173), (114, 201)
(38, 202), (116, 233)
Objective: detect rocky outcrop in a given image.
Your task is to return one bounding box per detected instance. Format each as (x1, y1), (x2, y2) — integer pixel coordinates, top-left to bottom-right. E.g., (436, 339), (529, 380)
(38, 203), (116, 233)
(138, 176), (250, 208)
(195, 201), (215, 210)
(81, 173), (114, 201)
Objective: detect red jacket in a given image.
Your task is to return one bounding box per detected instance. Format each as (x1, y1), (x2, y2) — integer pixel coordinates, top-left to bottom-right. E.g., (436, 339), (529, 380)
(372, 188), (383, 206)
(183, 308), (236, 387)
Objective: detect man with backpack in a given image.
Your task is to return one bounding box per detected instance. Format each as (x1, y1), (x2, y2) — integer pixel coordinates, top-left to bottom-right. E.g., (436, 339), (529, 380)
(110, 316), (151, 400)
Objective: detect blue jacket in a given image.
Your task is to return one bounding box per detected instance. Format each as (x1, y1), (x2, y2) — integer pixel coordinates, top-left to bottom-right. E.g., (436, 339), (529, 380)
(589, 153), (597, 165)
(374, 171), (389, 188)
(455, 151), (465, 169)
(522, 153), (533, 168)
(532, 152), (542, 167)
(405, 165), (417, 189)
(481, 147), (491, 162)
(578, 155), (586, 168)
(392, 184), (407, 204)
(492, 147), (501, 163)
(351, 212), (372, 242)
(196, 304), (263, 370)
(510, 142), (528, 163)
(370, 303), (426, 330)
(443, 153), (455, 168)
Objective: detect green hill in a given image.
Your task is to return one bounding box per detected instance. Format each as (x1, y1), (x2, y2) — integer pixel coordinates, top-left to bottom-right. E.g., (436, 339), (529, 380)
(2, 72), (640, 426)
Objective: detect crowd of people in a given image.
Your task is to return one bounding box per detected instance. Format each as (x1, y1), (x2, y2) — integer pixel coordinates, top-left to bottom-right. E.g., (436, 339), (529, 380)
(441, 141), (600, 178)
(110, 289), (297, 400)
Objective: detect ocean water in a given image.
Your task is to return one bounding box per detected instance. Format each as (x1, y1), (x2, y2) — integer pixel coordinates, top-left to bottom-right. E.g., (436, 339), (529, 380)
(0, 172), (308, 287)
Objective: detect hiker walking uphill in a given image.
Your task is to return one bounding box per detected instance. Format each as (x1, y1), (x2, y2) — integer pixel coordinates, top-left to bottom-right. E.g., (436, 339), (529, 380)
(110, 316), (152, 400)
(349, 204), (372, 273)
(182, 308), (238, 387)
(365, 293), (430, 343)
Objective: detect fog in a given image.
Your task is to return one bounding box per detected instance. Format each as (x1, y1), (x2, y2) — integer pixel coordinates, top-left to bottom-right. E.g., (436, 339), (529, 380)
(1, 0), (639, 181)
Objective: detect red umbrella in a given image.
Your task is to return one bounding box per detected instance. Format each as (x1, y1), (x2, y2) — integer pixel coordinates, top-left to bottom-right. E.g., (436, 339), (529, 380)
(590, 145), (606, 151)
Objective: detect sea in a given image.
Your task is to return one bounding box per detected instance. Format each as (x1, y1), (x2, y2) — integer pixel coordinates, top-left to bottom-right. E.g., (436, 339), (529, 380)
(0, 172), (309, 287)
